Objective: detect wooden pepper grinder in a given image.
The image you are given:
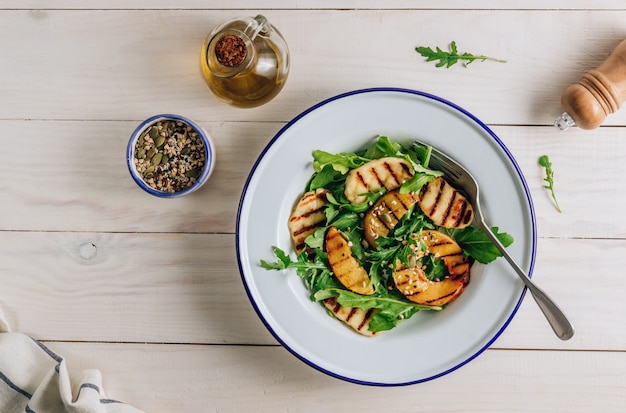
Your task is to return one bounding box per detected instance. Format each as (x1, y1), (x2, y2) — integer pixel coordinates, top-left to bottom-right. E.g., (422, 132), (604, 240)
(555, 39), (626, 130)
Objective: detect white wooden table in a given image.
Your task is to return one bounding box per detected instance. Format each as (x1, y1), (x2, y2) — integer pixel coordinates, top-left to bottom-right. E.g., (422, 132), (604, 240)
(2, 1), (626, 411)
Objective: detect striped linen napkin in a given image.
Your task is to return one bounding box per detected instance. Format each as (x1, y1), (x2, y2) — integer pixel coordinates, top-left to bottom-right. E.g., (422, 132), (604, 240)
(0, 308), (144, 413)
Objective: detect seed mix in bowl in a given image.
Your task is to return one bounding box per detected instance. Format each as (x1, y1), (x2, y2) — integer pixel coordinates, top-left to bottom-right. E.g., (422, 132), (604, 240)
(133, 120), (206, 193)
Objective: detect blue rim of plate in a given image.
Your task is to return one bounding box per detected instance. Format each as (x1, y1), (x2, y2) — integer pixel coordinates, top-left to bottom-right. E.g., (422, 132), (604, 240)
(235, 87), (536, 386)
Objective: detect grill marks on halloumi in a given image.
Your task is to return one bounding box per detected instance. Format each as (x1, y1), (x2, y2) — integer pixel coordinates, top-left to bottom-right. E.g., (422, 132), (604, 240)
(323, 297), (378, 337)
(418, 177), (473, 229)
(288, 188), (329, 253)
(344, 157), (414, 205)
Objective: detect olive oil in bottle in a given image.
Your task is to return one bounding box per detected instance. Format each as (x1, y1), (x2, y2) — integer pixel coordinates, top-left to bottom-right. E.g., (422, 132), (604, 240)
(200, 15), (290, 108)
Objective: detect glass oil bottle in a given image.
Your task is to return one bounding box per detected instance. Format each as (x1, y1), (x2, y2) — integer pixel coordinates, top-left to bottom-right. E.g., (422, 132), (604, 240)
(200, 15), (290, 108)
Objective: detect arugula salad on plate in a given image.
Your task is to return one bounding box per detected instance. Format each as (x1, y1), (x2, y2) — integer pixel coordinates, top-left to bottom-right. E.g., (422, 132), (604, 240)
(261, 136), (513, 336)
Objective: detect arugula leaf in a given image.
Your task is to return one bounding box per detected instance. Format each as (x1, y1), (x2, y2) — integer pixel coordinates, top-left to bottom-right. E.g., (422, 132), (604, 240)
(410, 144), (432, 167)
(313, 287), (440, 332)
(312, 150), (368, 174)
(538, 155), (562, 213)
(421, 254), (447, 281)
(326, 188), (385, 216)
(304, 227), (326, 250)
(442, 226), (514, 264)
(399, 172), (434, 194)
(363, 135), (404, 158)
(401, 144), (442, 193)
(416, 41), (507, 68)
(259, 246), (292, 270)
(260, 246), (326, 272)
(261, 246), (338, 295)
(308, 164), (340, 190)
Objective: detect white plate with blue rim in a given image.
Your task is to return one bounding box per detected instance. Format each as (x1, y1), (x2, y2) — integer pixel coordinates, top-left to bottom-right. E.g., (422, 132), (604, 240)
(236, 88), (535, 385)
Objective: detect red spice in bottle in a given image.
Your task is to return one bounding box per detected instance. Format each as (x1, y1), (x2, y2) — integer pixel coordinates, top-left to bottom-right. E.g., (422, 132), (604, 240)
(214, 34), (247, 67)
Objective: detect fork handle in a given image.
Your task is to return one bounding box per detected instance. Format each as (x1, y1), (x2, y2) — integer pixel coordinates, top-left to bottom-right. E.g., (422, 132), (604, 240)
(476, 219), (574, 341)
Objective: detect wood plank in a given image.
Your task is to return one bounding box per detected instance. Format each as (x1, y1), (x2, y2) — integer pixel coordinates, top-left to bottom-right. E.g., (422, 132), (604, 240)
(3, 0), (626, 11)
(0, 120), (275, 234)
(0, 232), (274, 344)
(0, 231), (622, 351)
(2, 9), (626, 125)
(40, 341), (626, 413)
(494, 125), (626, 240)
(0, 121), (624, 238)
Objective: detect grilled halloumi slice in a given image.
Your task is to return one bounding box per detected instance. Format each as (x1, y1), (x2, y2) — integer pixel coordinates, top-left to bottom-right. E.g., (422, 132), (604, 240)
(323, 297), (378, 337)
(363, 190), (421, 248)
(344, 157), (414, 205)
(325, 226), (375, 295)
(418, 177), (474, 228)
(288, 188), (329, 253)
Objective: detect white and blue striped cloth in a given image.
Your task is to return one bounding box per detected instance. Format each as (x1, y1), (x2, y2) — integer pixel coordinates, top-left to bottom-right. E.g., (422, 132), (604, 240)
(0, 309), (143, 413)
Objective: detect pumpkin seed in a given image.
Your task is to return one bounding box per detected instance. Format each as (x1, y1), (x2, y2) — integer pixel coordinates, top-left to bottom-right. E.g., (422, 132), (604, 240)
(146, 147), (157, 159)
(148, 127), (158, 139)
(155, 135), (166, 148)
(381, 212), (393, 224)
(185, 168), (200, 178)
(151, 153), (163, 166)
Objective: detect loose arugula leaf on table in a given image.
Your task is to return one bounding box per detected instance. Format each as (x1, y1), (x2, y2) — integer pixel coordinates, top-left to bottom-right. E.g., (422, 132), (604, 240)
(538, 155), (562, 213)
(416, 40), (507, 68)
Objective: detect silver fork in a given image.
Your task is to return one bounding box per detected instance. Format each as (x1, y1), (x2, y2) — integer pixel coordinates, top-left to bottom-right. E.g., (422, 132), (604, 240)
(413, 141), (574, 341)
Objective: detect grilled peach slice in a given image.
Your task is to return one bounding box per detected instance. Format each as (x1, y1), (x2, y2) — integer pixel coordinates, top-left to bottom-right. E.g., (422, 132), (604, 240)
(363, 190), (421, 248)
(344, 157), (414, 205)
(421, 229), (471, 280)
(418, 177), (473, 228)
(393, 262), (430, 297)
(393, 230), (470, 306)
(406, 277), (465, 307)
(325, 226), (375, 295)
